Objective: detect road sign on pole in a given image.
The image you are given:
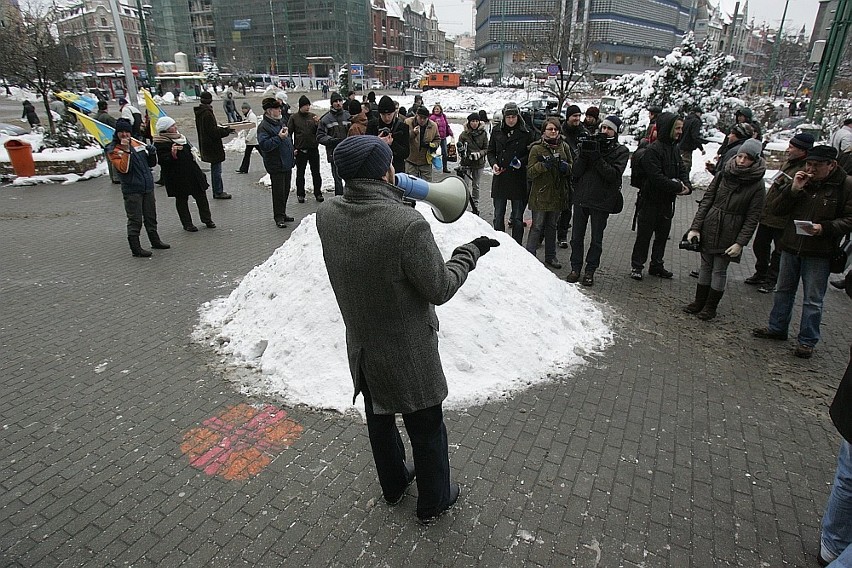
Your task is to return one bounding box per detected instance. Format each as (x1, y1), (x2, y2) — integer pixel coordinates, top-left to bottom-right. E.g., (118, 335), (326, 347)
(350, 64), (364, 77)
(546, 63), (560, 76)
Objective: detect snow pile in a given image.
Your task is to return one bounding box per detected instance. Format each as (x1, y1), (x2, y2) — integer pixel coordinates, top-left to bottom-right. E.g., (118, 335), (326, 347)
(195, 205), (612, 415)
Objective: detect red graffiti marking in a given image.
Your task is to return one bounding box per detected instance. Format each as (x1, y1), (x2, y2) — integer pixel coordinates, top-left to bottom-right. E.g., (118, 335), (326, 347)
(181, 404), (303, 480)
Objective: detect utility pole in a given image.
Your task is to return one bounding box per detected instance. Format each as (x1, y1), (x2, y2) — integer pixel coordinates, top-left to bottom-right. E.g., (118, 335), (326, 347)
(107, 0), (138, 103)
(134, 0), (155, 88)
(726, 2), (740, 55)
(808, 0), (852, 121)
(766, 0), (790, 96)
(269, 0), (279, 75)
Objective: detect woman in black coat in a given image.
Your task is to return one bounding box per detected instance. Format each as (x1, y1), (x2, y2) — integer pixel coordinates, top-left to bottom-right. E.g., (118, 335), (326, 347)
(487, 102), (534, 244)
(683, 138), (765, 320)
(21, 100), (40, 129)
(152, 117), (215, 232)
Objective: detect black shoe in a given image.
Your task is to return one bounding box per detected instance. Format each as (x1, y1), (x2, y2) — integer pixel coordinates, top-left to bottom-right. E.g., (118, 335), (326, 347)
(205, 222), (216, 229)
(630, 269), (643, 281)
(758, 283), (775, 294)
(213, 192), (232, 199)
(582, 273), (594, 286)
(315, 194), (325, 203)
(384, 462), (416, 506)
(297, 197), (306, 204)
(566, 270), (580, 283)
(794, 343), (814, 359)
(417, 482), (460, 525)
(830, 279), (847, 290)
(558, 240), (569, 249)
(234, 170), (248, 174)
(282, 215), (294, 222)
(649, 266), (674, 279)
(545, 258), (562, 269)
(744, 273), (766, 285)
(752, 327), (788, 340)
(689, 270), (699, 278)
(184, 225), (199, 232)
(276, 221), (288, 228)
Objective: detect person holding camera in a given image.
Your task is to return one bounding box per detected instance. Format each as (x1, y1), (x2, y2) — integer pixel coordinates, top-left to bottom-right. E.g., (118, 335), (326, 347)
(525, 118), (572, 268)
(457, 112), (489, 215)
(630, 113), (693, 280)
(567, 115), (629, 286)
(316, 135), (499, 524)
(488, 102), (534, 244)
(257, 97), (296, 228)
(556, 105), (588, 249)
(682, 138), (765, 320)
(404, 107), (441, 181)
(366, 96), (410, 174)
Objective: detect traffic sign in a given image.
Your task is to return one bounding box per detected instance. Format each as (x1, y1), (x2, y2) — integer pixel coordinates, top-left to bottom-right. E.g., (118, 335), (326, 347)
(546, 63), (560, 76)
(350, 64), (363, 77)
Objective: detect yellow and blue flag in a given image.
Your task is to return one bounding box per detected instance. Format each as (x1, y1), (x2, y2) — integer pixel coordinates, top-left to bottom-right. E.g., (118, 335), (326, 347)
(69, 108), (145, 149)
(142, 89), (168, 138)
(56, 91), (98, 114)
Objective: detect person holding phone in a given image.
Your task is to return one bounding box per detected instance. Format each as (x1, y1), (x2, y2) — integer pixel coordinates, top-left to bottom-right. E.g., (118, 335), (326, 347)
(746, 133), (813, 292)
(257, 98), (296, 228)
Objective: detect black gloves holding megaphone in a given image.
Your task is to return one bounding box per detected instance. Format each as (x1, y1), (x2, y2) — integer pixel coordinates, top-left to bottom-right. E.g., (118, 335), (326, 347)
(470, 236), (501, 256)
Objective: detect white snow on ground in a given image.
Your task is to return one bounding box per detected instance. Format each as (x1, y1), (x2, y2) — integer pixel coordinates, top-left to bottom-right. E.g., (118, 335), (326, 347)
(195, 203), (612, 416)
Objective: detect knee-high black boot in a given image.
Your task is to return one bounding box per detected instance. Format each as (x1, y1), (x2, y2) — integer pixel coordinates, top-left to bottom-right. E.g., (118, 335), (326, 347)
(683, 284), (710, 314)
(697, 288), (724, 320)
(147, 230), (170, 249)
(128, 235), (152, 257)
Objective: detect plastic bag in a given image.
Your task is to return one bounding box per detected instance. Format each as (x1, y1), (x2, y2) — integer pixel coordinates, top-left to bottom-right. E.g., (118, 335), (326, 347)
(432, 153), (443, 171)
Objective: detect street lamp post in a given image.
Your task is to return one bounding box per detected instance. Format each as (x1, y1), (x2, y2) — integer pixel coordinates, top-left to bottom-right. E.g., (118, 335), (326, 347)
(106, 0), (138, 102)
(134, 0), (155, 89)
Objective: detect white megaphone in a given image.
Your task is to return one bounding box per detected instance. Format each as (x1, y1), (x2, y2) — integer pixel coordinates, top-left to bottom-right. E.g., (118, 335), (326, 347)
(394, 173), (469, 223)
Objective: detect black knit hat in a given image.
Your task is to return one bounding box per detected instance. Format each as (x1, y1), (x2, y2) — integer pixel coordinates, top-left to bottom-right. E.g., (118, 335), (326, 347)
(565, 104), (581, 117)
(200, 91), (213, 103)
(298, 95), (310, 108)
(585, 106), (600, 118)
(114, 118), (132, 133)
(330, 92), (344, 103)
(467, 112), (481, 123)
(807, 145), (838, 162)
(333, 135), (393, 180)
(377, 95), (395, 113)
(347, 99), (362, 115)
(789, 132), (815, 150)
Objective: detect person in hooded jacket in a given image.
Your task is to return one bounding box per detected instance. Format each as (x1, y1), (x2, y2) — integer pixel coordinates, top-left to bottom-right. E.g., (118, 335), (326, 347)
(679, 108), (708, 174)
(366, 95), (410, 174)
(715, 107), (761, 160)
(21, 100), (40, 129)
(630, 112), (693, 280)
(705, 122), (754, 176)
(487, 102), (534, 244)
(526, 117), (572, 268)
(456, 112), (489, 214)
(557, 104), (588, 248)
(106, 118), (169, 257)
(567, 115), (629, 286)
(682, 138), (766, 320)
(288, 95), (324, 203)
(257, 97), (296, 228)
(153, 116), (215, 232)
(194, 90), (234, 199)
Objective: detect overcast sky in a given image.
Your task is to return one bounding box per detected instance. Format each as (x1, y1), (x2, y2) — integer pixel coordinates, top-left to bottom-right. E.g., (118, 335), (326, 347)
(431, 0), (821, 38)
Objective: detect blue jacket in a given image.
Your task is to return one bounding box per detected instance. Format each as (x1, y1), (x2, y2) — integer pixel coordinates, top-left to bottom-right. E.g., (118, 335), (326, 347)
(106, 137), (157, 195)
(257, 115), (295, 173)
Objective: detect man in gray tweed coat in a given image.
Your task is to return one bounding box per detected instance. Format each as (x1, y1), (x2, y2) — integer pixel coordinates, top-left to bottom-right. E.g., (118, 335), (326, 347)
(316, 135), (499, 523)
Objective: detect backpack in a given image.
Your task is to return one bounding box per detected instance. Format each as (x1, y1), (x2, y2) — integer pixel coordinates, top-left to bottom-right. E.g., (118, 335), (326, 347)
(630, 142), (648, 189)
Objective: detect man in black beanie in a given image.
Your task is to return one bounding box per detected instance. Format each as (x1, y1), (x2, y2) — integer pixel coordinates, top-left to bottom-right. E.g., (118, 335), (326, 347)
(195, 90), (234, 199)
(287, 94), (324, 202)
(557, 104), (587, 247)
(317, 92), (351, 195)
(316, 135), (499, 524)
(366, 95), (409, 173)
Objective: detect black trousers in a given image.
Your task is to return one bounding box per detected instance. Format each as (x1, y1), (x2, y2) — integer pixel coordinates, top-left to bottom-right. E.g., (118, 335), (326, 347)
(556, 205), (573, 241)
(238, 145), (259, 173)
(361, 379), (450, 518)
(631, 205), (673, 271)
(295, 147), (323, 198)
(123, 192), (157, 237)
(752, 223), (783, 282)
(269, 171), (292, 222)
(174, 192), (212, 228)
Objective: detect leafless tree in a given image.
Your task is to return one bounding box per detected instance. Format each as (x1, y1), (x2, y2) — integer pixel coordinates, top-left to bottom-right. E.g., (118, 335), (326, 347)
(0, 2), (78, 135)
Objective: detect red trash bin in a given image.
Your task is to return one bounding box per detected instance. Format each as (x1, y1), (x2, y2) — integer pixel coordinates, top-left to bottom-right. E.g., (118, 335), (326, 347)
(4, 139), (35, 177)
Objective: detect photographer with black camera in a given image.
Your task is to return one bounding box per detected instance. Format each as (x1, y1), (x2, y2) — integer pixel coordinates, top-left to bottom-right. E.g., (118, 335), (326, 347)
(682, 138), (765, 320)
(366, 95), (410, 174)
(557, 105), (587, 248)
(566, 115), (629, 286)
(456, 112), (489, 215)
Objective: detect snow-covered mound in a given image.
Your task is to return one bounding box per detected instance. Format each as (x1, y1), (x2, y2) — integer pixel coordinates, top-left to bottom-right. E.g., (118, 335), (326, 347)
(195, 204), (612, 415)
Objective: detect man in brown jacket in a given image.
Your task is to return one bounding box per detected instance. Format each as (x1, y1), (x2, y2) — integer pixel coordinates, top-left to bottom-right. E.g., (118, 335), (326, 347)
(404, 106), (440, 181)
(194, 90), (234, 199)
(287, 95), (324, 203)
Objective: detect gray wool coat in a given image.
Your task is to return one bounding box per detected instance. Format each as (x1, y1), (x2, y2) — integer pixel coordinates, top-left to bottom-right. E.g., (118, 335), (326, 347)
(316, 178), (482, 415)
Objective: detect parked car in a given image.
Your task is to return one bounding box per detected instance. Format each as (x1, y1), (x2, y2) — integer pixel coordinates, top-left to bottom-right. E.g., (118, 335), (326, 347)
(369, 79), (383, 90)
(491, 99), (564, 131)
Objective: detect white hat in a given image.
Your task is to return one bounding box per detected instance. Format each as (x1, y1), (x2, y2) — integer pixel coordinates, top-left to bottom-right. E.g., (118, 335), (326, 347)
(156, 116), (176, 132)
(275, 91), (288, 102)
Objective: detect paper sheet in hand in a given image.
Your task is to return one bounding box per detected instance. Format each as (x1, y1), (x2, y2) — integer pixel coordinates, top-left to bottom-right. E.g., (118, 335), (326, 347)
(794, 220), (815, 235)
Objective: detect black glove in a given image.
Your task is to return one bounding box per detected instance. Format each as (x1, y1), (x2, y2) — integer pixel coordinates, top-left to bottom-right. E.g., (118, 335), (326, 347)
(558, 160), (570, 175)
(539, 154), (554, 168)
(470, 236), (501, 256)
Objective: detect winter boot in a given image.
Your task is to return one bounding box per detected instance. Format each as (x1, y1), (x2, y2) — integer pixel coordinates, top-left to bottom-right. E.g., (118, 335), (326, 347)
(128, 235), (152, 257)
(697, 288), (724, 320)
(683, 284), (711, 314)
(147, 231), (171, 249)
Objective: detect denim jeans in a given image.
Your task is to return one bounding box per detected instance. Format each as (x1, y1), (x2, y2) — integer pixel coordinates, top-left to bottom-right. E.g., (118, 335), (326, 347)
(493, 198), (525, 244)
(767, 251), (831, 347)
(468, 167), (482, 211)
(822, 439), (852, 565)
(210, 161), (224, 196)
(570, 206), (610, 273)
(526, 210), (558, 262)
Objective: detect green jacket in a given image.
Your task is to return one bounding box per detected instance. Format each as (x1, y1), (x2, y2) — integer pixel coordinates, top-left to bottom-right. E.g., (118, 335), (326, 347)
(527, 139), (572, 212)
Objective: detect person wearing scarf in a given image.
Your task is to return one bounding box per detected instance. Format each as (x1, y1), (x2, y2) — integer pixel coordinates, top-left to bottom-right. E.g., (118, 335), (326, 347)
(152, 116), (215, 232)
(525, 117), (572, 268)
(683, 138), (766, 320)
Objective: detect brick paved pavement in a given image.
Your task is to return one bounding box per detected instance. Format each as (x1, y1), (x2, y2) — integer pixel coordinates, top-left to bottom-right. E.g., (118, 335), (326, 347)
(2, 98), (851, 566)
